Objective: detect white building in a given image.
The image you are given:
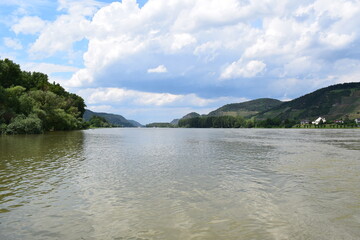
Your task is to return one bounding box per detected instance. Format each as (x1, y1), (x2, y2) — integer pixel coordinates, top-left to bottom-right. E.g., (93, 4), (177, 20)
(312, 117), (326, 125)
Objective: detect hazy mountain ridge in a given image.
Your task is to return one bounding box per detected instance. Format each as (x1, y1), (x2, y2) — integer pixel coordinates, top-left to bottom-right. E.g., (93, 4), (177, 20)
(128, 120), (143, 127)
(84, 110), (142, 127)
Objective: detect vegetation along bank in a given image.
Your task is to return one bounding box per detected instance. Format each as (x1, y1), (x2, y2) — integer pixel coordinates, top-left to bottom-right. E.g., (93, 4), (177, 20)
(0, 59), (86, 134)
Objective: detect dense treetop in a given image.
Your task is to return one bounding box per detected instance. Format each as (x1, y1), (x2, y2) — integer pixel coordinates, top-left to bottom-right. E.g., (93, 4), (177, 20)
(0, 58), (86, 134)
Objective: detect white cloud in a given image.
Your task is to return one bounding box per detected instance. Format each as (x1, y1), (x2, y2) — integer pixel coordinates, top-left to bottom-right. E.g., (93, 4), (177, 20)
(87, 105), (114, 113)
(57, 0), (104, 16)
(14, 0), (104, 58)
(23, 62), (79, 74)
(18, 0), (360, 88)
(79, 87), (249, 123)
(67, 68), (94, 87)
(221, 59), (266, 79)
(7, 0), (360, 116)
(3, 37), (23, 50)
(283, 56), (322, 77)
(68, 0), (269, 86)
(77, 87), (247, 108)
(11, 16), (47, 34)
(28, 16), (90, 58)
(319, 32), (355, 48)
(171, 33), (197, 51)
(148, 65), (167, 73)
(79, 88), (188, 106)
(193, 41), (221, 62)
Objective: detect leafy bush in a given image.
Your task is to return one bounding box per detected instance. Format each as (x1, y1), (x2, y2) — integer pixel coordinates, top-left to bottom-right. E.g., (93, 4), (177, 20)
(6, 114), (43, 134)
(88, 115), (113, 128)
(0, 123), (7, 134)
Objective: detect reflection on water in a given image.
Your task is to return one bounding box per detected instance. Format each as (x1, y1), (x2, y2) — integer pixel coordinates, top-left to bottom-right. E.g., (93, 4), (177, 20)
(0, 128), (360, 239)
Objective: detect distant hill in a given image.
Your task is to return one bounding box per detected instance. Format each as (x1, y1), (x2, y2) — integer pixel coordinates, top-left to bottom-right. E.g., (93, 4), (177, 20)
(170, 119), (180, 125)
(162, 82), (360, 128)
(83, 109), (141, 127)
(208, 98), (282, 118)
(170, 112), (200, 126)
(171, 100), (282, 125)
(182, 112), (201, 119)
(128, 120), (143, 127)
(257, 82), (360, 121)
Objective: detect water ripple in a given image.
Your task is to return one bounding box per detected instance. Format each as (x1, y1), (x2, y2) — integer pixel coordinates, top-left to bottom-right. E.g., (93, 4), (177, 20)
(1, 128), (360, 239)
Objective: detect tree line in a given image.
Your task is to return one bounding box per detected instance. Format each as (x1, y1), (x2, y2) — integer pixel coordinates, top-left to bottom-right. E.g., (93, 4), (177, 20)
(178, 116), (298, 128)
(87, 115), (119, 128)
(0, 59), (86, 134)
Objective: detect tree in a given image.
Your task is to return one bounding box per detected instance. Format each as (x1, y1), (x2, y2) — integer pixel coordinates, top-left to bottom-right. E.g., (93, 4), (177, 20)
(88, 115), (111, 128)
(0, 59), (22, 88)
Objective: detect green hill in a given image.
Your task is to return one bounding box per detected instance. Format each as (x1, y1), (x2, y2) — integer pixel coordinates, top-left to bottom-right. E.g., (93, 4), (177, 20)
(182, 112), (201, 119)
(170, 118), (180, 125)
(257, 82), (360, 121)
(84, 109), (141, 127)
(208, 98), (282, 118)
(128, 120), (143, 127)
(169, 112), (201, 126)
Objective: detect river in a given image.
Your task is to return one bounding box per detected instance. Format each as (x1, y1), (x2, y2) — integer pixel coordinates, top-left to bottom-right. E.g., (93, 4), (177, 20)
(0, 128), (359, 239)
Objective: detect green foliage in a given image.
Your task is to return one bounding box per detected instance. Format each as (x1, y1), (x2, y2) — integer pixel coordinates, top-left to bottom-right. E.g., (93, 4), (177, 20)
(146, 122), (174, 128)
(0, 59), (22, 88)
(0, 123), (7, 134)
(5, 114), (43, 134)
(0, 58), (87, 134)
(179, 116), (248, 128)
(88, 115), (114, 128)
(178, 115), (296, 128)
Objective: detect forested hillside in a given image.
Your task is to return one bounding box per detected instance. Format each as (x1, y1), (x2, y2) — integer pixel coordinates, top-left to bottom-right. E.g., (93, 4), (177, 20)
(178, 82), (360, 128)
(0, 59), (86, 134)
(257, 82), (360, 121)
(208, 98), (282, 117)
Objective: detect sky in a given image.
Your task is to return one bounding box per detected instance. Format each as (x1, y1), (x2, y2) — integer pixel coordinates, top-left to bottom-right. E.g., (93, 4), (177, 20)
(1, 0), (360, 124)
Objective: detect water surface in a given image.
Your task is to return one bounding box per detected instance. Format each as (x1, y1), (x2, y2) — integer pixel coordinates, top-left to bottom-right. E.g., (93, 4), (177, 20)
(0, 128), (359, 239)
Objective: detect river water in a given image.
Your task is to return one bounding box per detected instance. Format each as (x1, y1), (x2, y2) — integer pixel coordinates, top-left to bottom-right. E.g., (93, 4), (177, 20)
(0, 128), (359, 240)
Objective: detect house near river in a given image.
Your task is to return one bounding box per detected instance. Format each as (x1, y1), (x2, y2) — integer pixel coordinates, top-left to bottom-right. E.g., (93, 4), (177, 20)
(312, 117), (326, 125)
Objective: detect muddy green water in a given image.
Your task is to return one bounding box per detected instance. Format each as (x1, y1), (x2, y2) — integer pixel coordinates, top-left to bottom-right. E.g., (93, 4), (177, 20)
(0, 128), (359, 240)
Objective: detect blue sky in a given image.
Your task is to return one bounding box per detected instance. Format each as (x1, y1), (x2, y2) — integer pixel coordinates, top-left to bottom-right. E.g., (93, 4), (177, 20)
(1, 0), (360, 124)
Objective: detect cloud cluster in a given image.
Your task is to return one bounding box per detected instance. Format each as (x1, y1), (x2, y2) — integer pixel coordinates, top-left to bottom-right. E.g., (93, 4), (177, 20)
(76, 1), (359, 87)
(78, 87), (248, 122)
(148, 65), (167, 73)
(11, 16), (47, 35)
(7, 0), (360, 122)
(221, 59), (266, 79)
(3, 37), (23, 50)
(78, 87), (246, 107)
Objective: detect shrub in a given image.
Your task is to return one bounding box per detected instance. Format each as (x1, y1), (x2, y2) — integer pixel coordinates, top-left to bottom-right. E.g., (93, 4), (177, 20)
(6, 114), (43, 134)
